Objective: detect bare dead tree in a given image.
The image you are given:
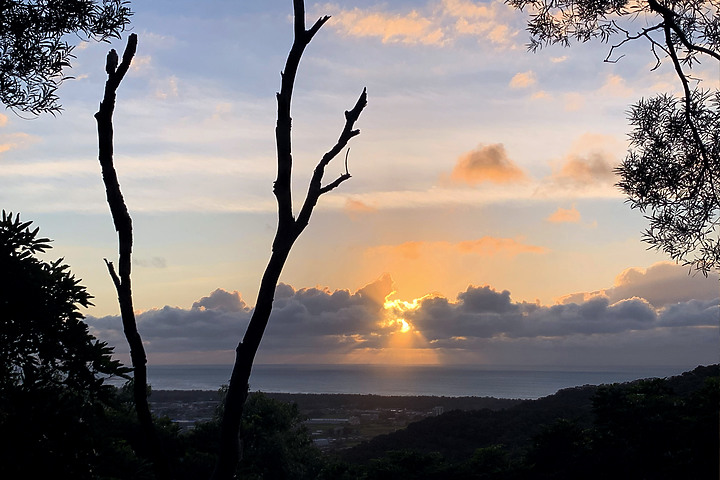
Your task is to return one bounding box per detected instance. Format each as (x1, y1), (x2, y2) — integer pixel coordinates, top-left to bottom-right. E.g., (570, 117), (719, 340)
(94, 33), (171, 480)
(211, 1), (367, 478)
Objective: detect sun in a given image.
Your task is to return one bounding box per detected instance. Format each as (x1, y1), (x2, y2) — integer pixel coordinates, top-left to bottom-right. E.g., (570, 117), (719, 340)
(382, 293), (425, 333)
(374, 291), (441, 364)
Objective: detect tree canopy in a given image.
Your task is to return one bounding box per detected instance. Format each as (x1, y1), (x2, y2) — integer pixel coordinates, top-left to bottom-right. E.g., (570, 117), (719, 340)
(508, 0), (720, 273)
(0, 0), (132, 115)
(0, 210), (131, 477)
(617, 91), (720, 274)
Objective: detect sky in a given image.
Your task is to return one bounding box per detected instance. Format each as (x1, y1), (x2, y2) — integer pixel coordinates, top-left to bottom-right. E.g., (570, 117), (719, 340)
(2, 0), (718, 367)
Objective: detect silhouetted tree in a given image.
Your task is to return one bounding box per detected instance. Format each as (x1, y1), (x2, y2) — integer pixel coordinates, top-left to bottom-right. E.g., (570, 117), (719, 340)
(233, 391), (323, 479)
(177, 391), (323, 479)
(212, 1), (367, 478)
(94, 33), (171, 479)
(616, 91), (719, 274)
(508, 0), (719, 273)
(0, 211), (132, 478)
(0, 0), (132, 115)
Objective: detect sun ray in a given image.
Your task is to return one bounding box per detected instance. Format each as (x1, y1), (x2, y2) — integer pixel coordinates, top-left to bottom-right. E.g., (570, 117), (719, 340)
(375, 291), (441, 364)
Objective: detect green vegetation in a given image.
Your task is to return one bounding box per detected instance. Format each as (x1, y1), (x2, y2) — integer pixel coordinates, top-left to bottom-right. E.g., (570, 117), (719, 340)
(1, 213), (716, 478)
(335, 365), (719, 479)
(0, 211), (137, 478)
(0, 0), (132, 115)
(179, 391), (325, 480)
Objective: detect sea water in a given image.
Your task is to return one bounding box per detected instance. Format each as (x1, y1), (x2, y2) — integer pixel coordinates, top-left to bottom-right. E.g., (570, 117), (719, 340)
(123, 364), (698, 399)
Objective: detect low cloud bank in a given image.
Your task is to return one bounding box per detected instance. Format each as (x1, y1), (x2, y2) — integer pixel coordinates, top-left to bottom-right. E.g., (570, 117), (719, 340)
(87, 263), (718, 366)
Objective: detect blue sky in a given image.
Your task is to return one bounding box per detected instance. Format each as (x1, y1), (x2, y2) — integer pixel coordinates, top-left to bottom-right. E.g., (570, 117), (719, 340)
(2, 0), (718, 366)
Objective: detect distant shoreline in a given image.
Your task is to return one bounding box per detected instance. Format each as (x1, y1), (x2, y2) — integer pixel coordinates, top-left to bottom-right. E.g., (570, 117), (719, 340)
(139, 363), (700, 398)
(148, 390), (528, 414)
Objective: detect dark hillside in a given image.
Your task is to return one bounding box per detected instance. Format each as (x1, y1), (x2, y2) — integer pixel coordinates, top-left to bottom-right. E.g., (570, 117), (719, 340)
(264, 393), (521, 413)
(340, 383), (597, 463)
(341, 365), (719, 466)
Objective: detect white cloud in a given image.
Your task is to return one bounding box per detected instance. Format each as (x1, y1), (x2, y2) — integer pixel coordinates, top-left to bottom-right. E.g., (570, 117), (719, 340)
(155, 76), (179, 99)
(600, 74), (635, 97)
(318, 0), (521, 48)
(509, 70), (536, 89)
(546, 205), (581, 223)
(563, 92), (585, 111)
(130, 55), (153, 73)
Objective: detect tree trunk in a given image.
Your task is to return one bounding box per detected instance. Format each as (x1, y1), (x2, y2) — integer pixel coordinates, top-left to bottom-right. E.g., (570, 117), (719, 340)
(95, 33), (171, 480)
(211, 1), (366, 479)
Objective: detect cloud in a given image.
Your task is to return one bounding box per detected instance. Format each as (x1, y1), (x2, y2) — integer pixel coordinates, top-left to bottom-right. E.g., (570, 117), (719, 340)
(410, 284), (717, 342)
(368, 237), (547, 260)
(211, 102), (233, 121)
(86, 265), (718, 366)
(546, 205), (581, 223)
(607, 262), (720, 308)
(377, 241), (424, 260)
(192, 288), (249, 312)
(319, 0), (520, 48)
(344, 198), (377, 219)
(599, 74), (634, 97)
(509, 70), (536, 89)
(441, 0), (493, 17)
(564, 92), (585, 111)
(130, 55), (153, 73)
(449, 144), (527, 185)
(326, 7), (445, 45)
(155, 76), (179, 99)
(536, 133), (624, 193)
(0, 113), (7, 127)
(456, 237), (547, 256)
(133, 257), (167, 269)
(0, 132), (37, 156)
(551, 153), (616, 187)
(557, 261), (720, 308)
(88, 277), (394, 359)
(453, 18), (516, 46)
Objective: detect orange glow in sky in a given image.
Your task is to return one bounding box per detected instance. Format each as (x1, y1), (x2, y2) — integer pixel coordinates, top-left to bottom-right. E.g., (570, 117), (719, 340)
(375, 292), (441, 364)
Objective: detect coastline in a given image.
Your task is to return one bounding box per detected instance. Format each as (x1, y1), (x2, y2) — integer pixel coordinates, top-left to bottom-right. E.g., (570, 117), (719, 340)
(140, 363), (697, 399)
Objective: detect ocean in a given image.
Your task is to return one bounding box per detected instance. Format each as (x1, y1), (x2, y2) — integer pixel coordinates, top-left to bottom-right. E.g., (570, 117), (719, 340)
(127, 364), (698, 400)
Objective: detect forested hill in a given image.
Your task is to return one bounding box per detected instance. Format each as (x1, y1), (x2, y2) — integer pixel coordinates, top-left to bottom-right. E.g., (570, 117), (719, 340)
(340, 364), (719, 477)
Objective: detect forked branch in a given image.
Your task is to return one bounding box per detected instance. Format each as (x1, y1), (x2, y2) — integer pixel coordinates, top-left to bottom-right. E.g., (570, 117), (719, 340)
(212, 1), (367, 479)
(297, 87), (367, 230)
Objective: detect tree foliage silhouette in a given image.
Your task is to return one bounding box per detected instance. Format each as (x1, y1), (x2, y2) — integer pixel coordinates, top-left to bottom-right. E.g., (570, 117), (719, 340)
(509, 0), (720, 273)
(0, 210), (131, 478)
(0, 0), (132, 115)
(212, 1), (367, 478)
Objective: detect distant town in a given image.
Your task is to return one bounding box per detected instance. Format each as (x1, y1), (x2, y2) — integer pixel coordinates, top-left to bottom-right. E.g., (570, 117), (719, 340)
(148, 391), (521, 450)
